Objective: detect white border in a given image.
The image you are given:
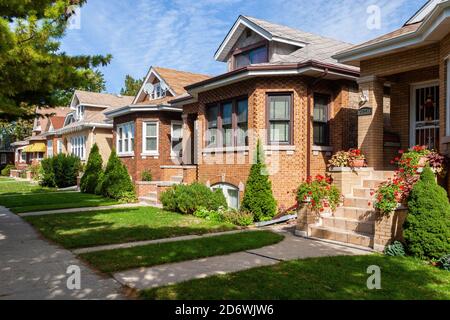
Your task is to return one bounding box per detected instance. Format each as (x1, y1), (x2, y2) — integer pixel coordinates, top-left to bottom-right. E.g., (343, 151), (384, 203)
(141, 120), (159, 156)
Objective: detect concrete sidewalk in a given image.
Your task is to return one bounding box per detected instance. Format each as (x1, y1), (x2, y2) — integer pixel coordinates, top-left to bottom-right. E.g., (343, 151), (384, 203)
(113, 231), (371, 290)
(0, 206), (125, 300)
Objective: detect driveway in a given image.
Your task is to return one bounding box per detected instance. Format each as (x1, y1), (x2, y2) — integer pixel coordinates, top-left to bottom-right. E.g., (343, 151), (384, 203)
(0, 206), (124, 300)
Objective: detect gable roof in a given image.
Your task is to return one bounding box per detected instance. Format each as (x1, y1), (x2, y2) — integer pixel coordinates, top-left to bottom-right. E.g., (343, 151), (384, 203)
(72, 90), (134, 108)
(49, 116), (66, 130)
(334, 0), (450, 66)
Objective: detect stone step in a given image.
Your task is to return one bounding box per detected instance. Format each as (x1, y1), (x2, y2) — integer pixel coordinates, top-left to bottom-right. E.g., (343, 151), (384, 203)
(369, 171), (395, 180)
(343, 196), (375, 209)
(322, 216), (375, 234)
(352, 187), (375, 198)
(363, 179), (386, 189)
(139, 196), (159, 205)
(334, 207), (377, 221)
(310, 226), (374, 248)
(171, 176), (183, 183)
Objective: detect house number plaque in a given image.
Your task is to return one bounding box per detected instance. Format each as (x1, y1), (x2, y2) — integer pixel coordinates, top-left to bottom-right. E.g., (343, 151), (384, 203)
(358, 106), (373, 116)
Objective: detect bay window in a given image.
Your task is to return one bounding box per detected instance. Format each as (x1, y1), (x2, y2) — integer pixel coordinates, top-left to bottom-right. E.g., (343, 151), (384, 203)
(171, 121), (183, 157)
(205, 97), (248, 148)
(313, 93), (330, 146)
(268, 94), (292, 145)
(47, 140), (53, 157)
(117, 122), (135, 155)
(142, 121), (159, 154)
(70, 136), (86, 160)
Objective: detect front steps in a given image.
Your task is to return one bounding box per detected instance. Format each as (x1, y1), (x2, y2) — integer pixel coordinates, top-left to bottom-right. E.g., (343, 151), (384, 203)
(138, 181), (180, 206)
(308, 169), (394, 249)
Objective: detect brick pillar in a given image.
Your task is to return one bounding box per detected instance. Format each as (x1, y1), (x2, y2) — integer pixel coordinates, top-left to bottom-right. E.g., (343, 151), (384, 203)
(181, 113), (192, 165)
(358, 76), (385, 170)
(295, 204), (319, 237)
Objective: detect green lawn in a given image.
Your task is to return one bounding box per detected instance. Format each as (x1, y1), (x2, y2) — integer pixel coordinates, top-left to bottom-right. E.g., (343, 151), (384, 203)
(0, 191), (118, 213)
(141, 255), (450, 300)
(0, 178), (53, 195)
(25, 207), (237, 249)
(80, 231), (284, 273)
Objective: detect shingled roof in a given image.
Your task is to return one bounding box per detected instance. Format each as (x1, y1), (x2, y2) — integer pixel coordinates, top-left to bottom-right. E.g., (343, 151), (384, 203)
(73, 90), (134, 108)
(152, 67), (211, 96)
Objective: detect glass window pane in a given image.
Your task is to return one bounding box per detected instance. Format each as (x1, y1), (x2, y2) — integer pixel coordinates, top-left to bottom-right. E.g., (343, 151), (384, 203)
(146, 123), (157, 137)
(235, 54), (251, 69)
(249, 46), (268, 64)
(207, 129), (217, 147)
(146, 137), (157, 151)
(237, 99), (248, 123)
(223, 126), (233, 147)
(222, 103), (232, 125)
(270, 122), (289, 143)
(270, 96), (290, 120)
(207, 105), (218, 128)
(227, 188), (239, 209)
(237, 124), (248, 146)
(172, 140), (182, 157)
(172, 124), (182, 140)
(314, 95), (329, 122)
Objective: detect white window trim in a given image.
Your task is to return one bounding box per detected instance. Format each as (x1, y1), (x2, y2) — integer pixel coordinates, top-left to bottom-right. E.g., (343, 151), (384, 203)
(170, 120), (183, 157)
(47, 140), (53, 158)
(211, 183), (240, 209)
(116, 122), (135, 157)
(142, 121), (159, 156)
(70, 136), (87, 161)
(56, 139), (63, 154)
(446, 59), (450, 136)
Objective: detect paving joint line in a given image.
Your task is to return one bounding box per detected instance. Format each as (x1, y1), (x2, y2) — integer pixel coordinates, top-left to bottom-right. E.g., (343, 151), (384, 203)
(244, 251), (284, 262)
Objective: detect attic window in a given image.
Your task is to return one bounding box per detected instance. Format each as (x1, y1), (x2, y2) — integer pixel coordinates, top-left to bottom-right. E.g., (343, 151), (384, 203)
(245, 29), (252, 38)
(143, 81), (168, 100)
(234, 45), (268, 69)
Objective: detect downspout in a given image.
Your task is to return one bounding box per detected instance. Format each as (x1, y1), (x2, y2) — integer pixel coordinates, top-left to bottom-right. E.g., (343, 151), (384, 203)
(91, 126), (96, 151)
(306, 68), (329, 179)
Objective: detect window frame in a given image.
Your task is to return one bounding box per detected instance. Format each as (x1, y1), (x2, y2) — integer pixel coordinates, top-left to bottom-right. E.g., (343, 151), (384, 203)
(171, 120), (183, 158)
(211, 183), (240, 209)
(116, 122), (135, 156)
(56, 139), (63, 154)
(205, 96), (249, 149)
(142, 120), (159, 156)
(70, 136), (86, 160)
(1, 153), (6, 164)
(266, 92), (294, 146)
(232, 40), (269, 70)
(313, 93), (331, 147)
(47, 140), (53, 158)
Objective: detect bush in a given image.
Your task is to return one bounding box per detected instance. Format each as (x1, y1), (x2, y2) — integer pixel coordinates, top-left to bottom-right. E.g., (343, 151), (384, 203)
(99, 150), (136, 202)
(40, 154), (80, 188)
(297, 175), (341, 212)
(404, 166), (450, 259)
(80, 144), (103, 194)
(384, 241), (406, 257)
(193, 207), (254, 227)
(141, 170), (152, 182)
(438, 254), (450, 271)
(30, 164), (41, 181)
(241, 141), (277, 222)
(160, 183), (227, 215)
(1, 164), (15, 176)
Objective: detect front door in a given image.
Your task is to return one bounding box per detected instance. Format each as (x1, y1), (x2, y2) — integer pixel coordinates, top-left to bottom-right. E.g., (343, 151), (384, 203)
(411, 82), (440, 149)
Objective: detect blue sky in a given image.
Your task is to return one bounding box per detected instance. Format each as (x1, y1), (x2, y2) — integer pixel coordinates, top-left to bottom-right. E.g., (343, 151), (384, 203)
(61, 0), (427, 94)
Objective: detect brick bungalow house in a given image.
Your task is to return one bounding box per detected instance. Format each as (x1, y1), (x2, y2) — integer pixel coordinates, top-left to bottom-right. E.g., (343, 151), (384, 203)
(0, 133), (15, 168)
(169, 16), (361, 209)
(56, 90), (134, 162)
(105, 67), (210, 202)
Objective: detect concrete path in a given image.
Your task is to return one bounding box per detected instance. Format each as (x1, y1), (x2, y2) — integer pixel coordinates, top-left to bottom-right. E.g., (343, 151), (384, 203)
(73, 230), (250, 254)
(19, 203), (149, 217)
(0, 206), (125, 300)
(113, 230), (371, 290)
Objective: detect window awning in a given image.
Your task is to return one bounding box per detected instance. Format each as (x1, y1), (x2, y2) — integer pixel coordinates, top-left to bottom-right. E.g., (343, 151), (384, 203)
(23, 143), (46, 153)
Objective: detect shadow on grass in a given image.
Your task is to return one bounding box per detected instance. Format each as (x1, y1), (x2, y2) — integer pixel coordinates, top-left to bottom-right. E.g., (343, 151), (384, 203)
(141, 255), (450, 300)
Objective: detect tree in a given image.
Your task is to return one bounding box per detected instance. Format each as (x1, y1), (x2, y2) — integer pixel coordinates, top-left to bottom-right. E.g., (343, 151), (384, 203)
(0, 0), (112, 121)
(120, 75), (144, 96)
(404, 166), (450, 259)
(241, 140), (277, 221)
(80, 143), (103, 194)
(0, 118), (33, 142)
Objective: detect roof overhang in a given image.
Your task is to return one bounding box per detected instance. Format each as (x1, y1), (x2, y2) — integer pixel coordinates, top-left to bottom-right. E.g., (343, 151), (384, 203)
(56, 122), (112, 135)
(214, 15), (307, 62)
(11, 141), (29, 147)
(104, 104), (183, 119)
(185, 61), (359, 95)
(335, 1), (450, 66)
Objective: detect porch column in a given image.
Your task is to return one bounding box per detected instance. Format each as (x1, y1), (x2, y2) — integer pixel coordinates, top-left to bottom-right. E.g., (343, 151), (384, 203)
(358, 76), (385, 169)
(181, 113), (192, 165)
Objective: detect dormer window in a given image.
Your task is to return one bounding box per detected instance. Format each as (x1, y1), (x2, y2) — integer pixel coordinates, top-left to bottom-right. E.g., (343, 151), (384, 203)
(75, 105), (85, 120)
(234, 44), (268, 69)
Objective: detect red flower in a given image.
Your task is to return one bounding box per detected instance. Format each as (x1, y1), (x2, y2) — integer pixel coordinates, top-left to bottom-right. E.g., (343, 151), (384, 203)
(398, 150), (404, 154)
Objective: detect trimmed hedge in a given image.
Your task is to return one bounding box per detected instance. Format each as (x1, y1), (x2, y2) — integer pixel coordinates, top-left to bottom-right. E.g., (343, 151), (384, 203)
(40, 154), (81, 188)
(1, 164), (15, 176)
(241, 141), (277, 222)
(404, 166), (450, 259)
(97, 150), (136, 202)
(160, 183), (227, 215)
(80, 144), (103, 194)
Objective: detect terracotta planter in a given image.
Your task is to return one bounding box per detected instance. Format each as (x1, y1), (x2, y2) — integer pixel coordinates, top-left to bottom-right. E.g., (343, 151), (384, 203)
(350, 159), (365, 168)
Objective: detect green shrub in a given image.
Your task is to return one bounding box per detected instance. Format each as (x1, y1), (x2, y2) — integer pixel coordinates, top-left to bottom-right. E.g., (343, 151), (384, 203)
(404, 166), (450, 259)
(80, 144), (103, 194)
(193, 207), (254, 227)
(160, 183), (227, 215)
(30, 164), (41, 181)
(438, 254), (450, 271)
(99, 150), (136, 202)
(384, 241), (406, 257)
(1, 164), (15, 176)
(141, 170), (152, 182)
(40, 154), (80, 188)
(241, 140), (277, 222)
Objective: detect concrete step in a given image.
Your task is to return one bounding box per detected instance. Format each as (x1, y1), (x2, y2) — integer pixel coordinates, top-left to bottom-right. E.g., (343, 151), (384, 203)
(171, 176), (183, 183)
(343, 196), (375, 209)
(322, 216), (375, 234)
(334, 207), (377, 221)
(310, 226), (374, 248)
(363, 179), (386, 189)
(369, 171), (395, 180)
(352, 187), (375, 198)
(139, 196), (159, 205)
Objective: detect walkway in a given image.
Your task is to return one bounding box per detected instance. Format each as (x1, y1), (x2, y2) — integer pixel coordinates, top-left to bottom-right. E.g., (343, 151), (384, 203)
(0, 206), (125, 300)
(113, 230), (371, 290)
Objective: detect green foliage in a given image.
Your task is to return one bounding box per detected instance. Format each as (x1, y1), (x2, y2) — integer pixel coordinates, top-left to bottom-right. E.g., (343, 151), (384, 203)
(80, 143), (103, 194)
(375, 180), (402, 214)
(241, 140), (277, 221)
(297, 175), (341, 212)
(39, 154), (80, 188)
(160, 183), (227, 215)
(0, 0), (111, 120)
(384, 241), (406, 257)
(29, 163), (41, 181)
(438, 254), (450, 271)
(141, 170), (152, 182)
(404, 166), (450, 259)
(120, 75), (144, 96)
(193, 207), (254, 227)
(1, 164), (15, 176)
(98, 150), (136, 202)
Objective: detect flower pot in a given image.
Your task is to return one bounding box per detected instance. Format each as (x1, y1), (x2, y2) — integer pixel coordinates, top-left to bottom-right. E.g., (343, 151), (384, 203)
(349, 159), (365, 168)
